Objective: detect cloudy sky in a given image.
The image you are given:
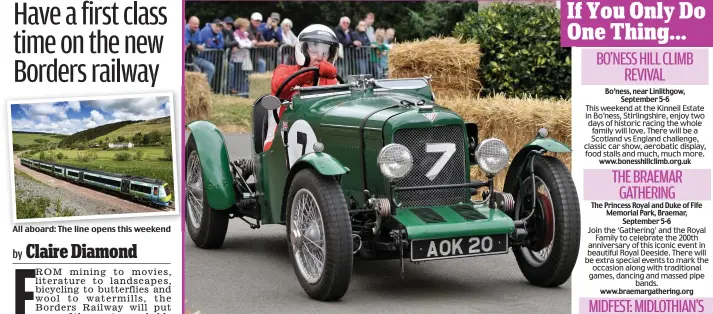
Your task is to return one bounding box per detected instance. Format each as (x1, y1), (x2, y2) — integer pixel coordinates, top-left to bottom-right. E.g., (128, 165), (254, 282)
(11, 96), (171, 135)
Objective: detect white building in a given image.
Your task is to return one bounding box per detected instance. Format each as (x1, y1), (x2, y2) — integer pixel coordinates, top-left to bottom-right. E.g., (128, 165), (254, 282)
(108, 142), (134, 149)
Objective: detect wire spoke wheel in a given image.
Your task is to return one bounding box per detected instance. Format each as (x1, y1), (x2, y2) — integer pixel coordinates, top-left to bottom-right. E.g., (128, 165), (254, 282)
(519, 175), (555, 267)
(184, 134), (229, 249)
(290, 189), (326, 284)
(509, 155), (580, 287)
(286, 168), (352, 301)
(186, 150), (204, 230)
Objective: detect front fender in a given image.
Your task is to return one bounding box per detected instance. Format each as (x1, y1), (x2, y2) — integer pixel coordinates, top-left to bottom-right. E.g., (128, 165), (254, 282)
(187, 120), (236, 210)
(525, 137), (571, 153)
(278, 152), (349, 222)
(294, 152), (350, 176)
(503, 137), (571, 194)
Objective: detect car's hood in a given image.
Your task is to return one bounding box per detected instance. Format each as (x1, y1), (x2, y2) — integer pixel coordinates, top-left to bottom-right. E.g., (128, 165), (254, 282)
(318, 93), (462, 133)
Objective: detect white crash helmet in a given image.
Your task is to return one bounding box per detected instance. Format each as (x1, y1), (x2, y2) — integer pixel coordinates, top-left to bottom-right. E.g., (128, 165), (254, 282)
(295, 24), (340, 66)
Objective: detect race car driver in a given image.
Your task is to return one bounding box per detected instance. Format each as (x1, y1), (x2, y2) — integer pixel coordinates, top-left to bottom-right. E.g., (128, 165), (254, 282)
(263, 24), (341, 151)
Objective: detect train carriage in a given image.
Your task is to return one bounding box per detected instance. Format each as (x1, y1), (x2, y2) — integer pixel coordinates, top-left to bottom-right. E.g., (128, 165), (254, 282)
(82, 170), (123, 192)
(38, 162), (53, 174)
(65, 169), (81, 181)
(128, 180), (172, 207)
(52, 165), (65, 178)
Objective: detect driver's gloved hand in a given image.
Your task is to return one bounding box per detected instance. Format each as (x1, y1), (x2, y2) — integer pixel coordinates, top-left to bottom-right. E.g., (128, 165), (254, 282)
(318, 61), (337, 79)
(272, 69), (315, 99)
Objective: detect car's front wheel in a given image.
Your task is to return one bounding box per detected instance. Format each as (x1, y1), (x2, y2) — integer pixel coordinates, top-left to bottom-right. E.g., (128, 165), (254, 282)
(286, 168), (353, 301)
(185, 134), (229, 249)
(512, 155), (580, 287)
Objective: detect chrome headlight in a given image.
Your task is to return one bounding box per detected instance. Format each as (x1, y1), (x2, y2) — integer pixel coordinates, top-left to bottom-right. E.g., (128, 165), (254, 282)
(475, 138), (510, 175)
(377, 144), (413, 181)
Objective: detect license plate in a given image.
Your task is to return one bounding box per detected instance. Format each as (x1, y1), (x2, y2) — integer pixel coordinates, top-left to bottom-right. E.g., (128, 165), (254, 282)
(410, 234), (509, 261)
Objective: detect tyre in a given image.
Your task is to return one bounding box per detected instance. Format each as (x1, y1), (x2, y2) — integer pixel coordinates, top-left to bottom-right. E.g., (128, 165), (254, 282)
(185, 134), (229, 249)
(285, 168), (353, 301)
(512, 155), (580, 287)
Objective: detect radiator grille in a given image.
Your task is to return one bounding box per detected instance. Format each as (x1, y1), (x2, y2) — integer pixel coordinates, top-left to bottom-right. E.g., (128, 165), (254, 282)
(393, 124), (468, 207)
(410, 208), (446, 223)
(451, 205), (487, 221)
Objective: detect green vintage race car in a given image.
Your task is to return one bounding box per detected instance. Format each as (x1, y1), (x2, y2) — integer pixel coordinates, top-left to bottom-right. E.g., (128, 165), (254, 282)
(185, 68), (580, 301)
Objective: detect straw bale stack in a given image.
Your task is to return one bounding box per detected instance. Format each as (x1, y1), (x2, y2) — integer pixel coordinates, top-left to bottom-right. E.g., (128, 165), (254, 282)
(248, 72), (273, 99)
(440, 94), (572, 190)
(184, 72), (212, 122)
(388, 37), (481, 98)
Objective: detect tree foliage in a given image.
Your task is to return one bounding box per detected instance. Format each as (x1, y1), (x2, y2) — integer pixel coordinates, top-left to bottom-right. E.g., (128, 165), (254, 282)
(59, 121), (139, 147)
(186, 1), (477, 42)
(453, 3), (571, 99)
(407, 1), (478, 39)
(114, 152), (134, 161)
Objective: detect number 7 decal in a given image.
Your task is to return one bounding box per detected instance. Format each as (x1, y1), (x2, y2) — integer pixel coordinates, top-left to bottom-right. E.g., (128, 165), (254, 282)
(296, 131), (307, 155)
(286, 120), (318, 168)
(425, 143), (456, 180)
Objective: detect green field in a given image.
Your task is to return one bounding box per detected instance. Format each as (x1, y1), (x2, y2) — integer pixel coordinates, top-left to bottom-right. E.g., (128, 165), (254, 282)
(208, 95), (253, 132)
(30, 147), (167, 160)
(101, 117), (172, 143)
(12, 132), (66, 146)
(26, 148), (175, 191)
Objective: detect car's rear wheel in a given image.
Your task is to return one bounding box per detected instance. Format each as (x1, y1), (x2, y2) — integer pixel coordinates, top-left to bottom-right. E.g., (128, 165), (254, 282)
(512, 155), (580, 287)
(185, 134), (229, 249)
(286, 168), (352, 301)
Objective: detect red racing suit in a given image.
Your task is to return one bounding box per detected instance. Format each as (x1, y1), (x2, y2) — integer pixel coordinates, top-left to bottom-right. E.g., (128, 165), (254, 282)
(263, 63), (338, 151)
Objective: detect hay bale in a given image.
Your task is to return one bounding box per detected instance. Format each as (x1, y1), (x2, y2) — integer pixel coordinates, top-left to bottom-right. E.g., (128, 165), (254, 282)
(388, 37), (481, 98)
(441, 94), (572, 191)
(185, 72), (212, 122)
(248, 72), (273, 99)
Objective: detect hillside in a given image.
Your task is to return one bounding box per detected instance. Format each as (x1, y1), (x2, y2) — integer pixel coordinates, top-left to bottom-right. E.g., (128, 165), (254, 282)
(12, 132), (66, 146)
(101, 116), (172, 143)
(59, 120), (140, 146)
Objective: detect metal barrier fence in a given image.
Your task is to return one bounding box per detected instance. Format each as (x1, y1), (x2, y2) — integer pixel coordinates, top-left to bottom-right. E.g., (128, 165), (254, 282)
(185, 45), (390, 96)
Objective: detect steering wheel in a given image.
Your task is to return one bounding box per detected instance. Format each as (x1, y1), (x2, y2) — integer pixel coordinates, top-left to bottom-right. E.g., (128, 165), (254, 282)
(274, 66), (345, 101)
(270, 66), (344, 126)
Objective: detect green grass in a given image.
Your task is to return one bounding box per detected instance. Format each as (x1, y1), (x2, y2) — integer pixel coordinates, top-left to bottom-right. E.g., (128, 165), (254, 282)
(12, 132), (66, 146)
(209, 95), (253, 132)
(15, 190), (48, 219)
(101, 117), (172, 142)
(31, 147), (167, 161)
(14, 190), (76, 219)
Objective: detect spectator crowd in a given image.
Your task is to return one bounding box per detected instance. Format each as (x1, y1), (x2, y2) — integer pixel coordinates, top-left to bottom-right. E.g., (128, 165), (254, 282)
(184, 11), (396, 96)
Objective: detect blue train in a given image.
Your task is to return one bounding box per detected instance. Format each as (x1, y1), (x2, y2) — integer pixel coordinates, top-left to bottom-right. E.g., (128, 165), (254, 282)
(19, 158), (172, 208)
